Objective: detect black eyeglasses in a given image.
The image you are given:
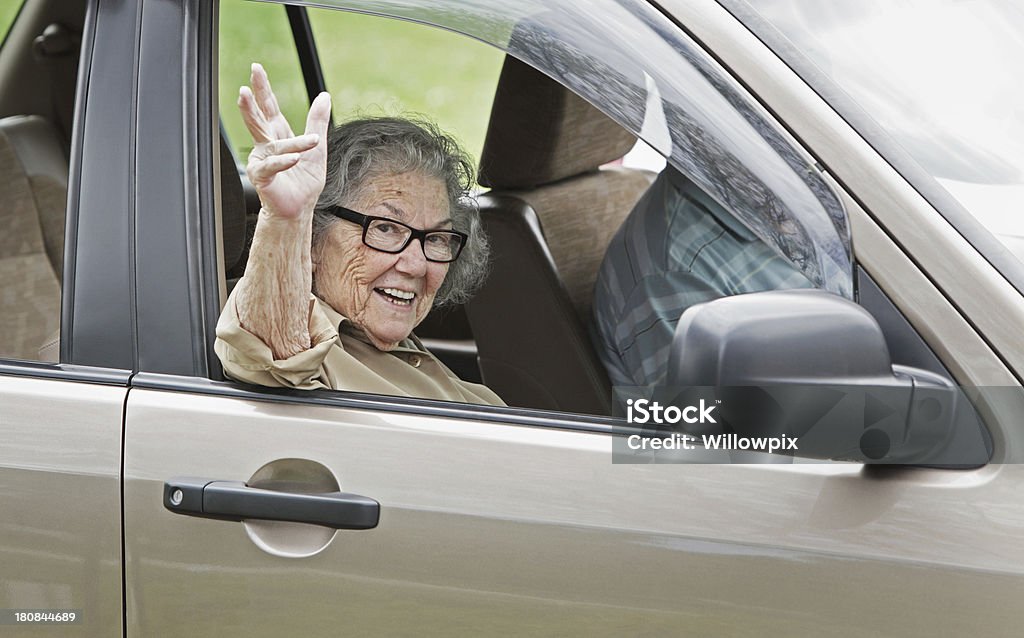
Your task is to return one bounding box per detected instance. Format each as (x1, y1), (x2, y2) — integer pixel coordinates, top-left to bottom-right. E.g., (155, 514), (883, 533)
(328, 206), (468, 263)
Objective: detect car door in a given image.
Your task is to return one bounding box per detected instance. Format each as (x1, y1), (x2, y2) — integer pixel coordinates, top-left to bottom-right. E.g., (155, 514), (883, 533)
(0, 0), (132, 634)
(120, 0), (1024, 636)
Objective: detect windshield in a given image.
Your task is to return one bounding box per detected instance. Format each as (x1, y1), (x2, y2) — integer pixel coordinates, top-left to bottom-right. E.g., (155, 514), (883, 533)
(745, 0), (1024, 259)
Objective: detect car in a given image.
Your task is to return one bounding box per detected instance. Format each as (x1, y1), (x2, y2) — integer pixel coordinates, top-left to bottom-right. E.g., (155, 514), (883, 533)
(1, 0), (1022, 635)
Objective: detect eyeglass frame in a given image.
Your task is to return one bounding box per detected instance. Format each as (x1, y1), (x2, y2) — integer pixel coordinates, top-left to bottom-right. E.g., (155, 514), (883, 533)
(326, 205), (469, 263)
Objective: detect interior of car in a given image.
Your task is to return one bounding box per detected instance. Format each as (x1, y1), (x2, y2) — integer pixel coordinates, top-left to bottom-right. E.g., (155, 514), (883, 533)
(0, 0), (658, 417)
(0, 0), (83, 362)
(217, 54), (655, 416)
(3, 0), (880, 421)
(212, 5), (663, 415)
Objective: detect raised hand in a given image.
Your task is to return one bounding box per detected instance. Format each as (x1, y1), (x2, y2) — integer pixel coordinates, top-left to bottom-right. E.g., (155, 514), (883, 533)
(238, 62), (331, 220)
(232, 63), (332, 358)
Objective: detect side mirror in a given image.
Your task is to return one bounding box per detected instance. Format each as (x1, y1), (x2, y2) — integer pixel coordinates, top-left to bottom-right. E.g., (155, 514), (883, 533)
(666, 290), (991, 465)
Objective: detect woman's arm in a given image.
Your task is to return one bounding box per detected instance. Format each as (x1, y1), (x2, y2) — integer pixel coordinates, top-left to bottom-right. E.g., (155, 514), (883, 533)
(231, 63), (332, 359)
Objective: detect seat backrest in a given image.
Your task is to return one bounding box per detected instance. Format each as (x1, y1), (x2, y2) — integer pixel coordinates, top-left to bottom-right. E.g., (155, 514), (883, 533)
(467, 57), (654, 414)
(0, 114), (67, 361)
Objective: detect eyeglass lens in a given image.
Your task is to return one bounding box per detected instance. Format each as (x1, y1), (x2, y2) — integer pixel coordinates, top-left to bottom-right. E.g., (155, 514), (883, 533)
(365, 218), (463, 262)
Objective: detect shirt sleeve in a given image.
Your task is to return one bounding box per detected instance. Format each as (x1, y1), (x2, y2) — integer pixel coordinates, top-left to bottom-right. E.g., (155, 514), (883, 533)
(214, 287), (339, 390)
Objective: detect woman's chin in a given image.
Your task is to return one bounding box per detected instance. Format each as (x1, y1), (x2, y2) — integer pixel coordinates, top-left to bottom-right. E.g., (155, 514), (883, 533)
(362, 294), (431, 350)
(364, 322), (413, 351)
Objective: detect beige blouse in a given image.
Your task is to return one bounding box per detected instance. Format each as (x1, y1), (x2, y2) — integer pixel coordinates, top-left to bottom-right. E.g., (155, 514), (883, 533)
(214, 282), (503, 406)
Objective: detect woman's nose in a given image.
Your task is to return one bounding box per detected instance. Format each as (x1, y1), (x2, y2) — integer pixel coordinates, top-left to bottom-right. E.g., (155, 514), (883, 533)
(394, 238), (429, 276)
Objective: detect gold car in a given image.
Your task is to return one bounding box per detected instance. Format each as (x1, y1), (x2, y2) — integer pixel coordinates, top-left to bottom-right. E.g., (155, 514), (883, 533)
(1, 0), (1022, 635)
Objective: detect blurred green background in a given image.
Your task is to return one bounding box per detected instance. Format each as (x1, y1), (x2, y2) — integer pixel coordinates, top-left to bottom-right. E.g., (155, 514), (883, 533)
(219, 0), (505, 165)
(0, 0), (504, 166)
(0, 1), (20, 38)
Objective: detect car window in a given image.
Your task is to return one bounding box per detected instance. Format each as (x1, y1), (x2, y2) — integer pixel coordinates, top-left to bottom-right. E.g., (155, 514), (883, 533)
(0, 0), (81, 362)
(306, 7), (504, 161)
(307, 0), (852, 297)
(745, 0), (1024, 275)
(219, 0), (308, 159)
(0, 1), (21, 46)
(211, 0), (849, 418)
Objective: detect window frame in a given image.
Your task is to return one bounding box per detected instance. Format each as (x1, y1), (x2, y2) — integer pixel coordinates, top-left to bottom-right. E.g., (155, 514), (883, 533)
(188, 0), (853, 440)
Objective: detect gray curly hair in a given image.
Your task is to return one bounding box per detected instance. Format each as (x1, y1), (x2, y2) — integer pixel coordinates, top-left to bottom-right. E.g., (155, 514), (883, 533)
(311, 117), (489, 307)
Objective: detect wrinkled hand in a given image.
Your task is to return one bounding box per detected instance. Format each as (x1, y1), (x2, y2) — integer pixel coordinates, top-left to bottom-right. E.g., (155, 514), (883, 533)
(239, 62), (331, 220)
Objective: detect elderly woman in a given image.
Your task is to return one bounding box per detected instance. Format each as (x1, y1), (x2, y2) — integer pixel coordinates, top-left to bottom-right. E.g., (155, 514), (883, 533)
(215, 64), (503, 405)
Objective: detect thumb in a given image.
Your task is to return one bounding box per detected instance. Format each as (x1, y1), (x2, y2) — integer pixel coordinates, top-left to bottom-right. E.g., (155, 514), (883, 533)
(305, 92), (332, 140)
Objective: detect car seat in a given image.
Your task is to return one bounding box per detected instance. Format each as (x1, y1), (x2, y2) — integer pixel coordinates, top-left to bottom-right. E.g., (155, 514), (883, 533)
(0, 114), (67, 361)
(466, 56), (655, 414)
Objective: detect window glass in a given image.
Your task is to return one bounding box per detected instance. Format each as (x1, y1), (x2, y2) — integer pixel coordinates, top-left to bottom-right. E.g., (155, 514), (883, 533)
(0, 1), (21, 45)
(0, 0), (77, 362)
(745, 0), (1024, 270)
(307, 8), (504, 160)
(300, 0), (852, 298)
(219, 0), (307, 158)
(213, 0), (850, 416)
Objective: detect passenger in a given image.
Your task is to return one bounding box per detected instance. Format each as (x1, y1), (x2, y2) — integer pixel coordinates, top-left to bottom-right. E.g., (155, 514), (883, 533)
(592, 166), (815, 388)
(215, 64), (502, 405)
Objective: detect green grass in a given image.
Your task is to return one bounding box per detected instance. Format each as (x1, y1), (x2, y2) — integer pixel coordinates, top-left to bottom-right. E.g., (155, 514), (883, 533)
(0, 0), (23, 43)
(218, 0), (505, 168)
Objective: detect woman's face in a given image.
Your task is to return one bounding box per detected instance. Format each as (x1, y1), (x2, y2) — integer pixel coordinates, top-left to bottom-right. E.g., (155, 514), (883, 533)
(314, 170), (452, 351)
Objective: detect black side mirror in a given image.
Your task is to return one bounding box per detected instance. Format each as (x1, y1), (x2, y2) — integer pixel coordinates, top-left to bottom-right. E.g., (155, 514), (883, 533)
(666, 290), (991, 465)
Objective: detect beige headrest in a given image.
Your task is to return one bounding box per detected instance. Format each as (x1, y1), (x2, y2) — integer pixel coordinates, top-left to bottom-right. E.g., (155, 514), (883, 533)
(478, 56), (637, 190)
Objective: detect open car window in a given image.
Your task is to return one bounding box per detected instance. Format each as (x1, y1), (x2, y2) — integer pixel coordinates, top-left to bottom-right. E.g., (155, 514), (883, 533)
(306, 7), (503, 161)
(297, 0), (852, 296)
(219, 0), (307, 159)
(213, 0), (850, 417)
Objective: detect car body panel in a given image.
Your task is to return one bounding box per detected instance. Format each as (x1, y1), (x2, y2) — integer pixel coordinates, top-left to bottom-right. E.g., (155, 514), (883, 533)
(0, 373), (124, 635)
(1, 0), (1022, 634)
(123, 384), (1024, 635)
(119, 0), (1024, 633)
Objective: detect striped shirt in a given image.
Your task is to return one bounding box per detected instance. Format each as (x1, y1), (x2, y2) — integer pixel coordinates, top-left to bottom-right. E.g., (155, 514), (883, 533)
(592, 168), (815, 388)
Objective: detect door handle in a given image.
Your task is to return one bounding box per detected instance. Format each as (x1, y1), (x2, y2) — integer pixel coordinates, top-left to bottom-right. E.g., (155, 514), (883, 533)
(163, 477), (379, 530)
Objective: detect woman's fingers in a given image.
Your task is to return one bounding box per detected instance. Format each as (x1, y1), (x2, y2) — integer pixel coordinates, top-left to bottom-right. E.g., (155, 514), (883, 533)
(264, 133), (320, 156)
(250, 63), (282, 120)
(239, 63), (327, 215)
(238, 86), (272, 144)
(305, 91), (332, 140)
(246, 152), (301, 186)
(239, 62), (296, 143)
(246, 132), (319, 182)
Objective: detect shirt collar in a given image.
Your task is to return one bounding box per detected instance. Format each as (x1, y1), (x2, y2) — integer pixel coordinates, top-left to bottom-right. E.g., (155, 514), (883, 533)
(665, 167), (758, 241)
